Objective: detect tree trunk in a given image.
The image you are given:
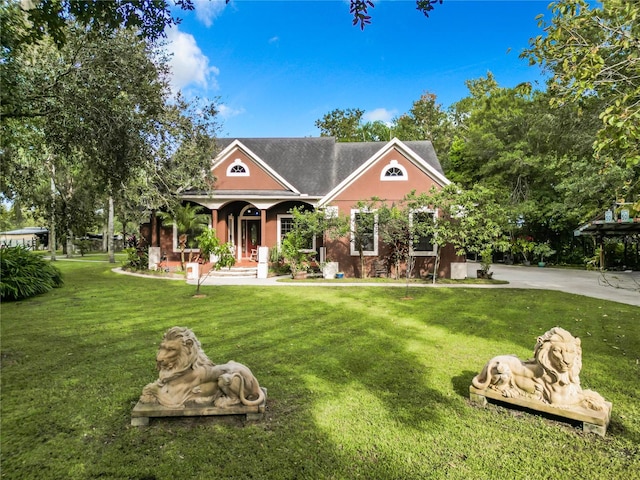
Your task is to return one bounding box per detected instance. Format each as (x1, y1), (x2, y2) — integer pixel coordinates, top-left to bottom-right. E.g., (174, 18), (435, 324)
(102, 217), (108, 252)
(49, 161), (57, 261)
(66, 229), (74, 258)
(108, 195), (115, 263)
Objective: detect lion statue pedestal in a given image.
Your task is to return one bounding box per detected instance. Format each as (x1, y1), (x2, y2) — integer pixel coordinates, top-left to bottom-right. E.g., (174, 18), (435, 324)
(469, 327), (612, 436)
(131, 327), (266, 426)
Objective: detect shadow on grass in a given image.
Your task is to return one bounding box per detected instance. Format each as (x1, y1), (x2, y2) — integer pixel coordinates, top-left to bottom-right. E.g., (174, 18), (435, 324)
(451, 371), (477, 398)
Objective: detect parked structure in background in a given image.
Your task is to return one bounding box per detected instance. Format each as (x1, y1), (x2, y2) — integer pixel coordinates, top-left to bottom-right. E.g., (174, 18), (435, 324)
(0, 227), (48, 249)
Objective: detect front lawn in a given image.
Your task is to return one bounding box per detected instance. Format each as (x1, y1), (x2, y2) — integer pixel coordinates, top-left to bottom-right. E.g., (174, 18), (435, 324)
(1, 261), (638, 479)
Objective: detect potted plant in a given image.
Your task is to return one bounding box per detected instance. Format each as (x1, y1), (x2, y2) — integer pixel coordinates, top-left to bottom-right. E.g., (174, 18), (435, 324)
(513, 237), (536, 266)
(281, 234), (310, 279)
(476, 246), (494, 279)
(534, 243), (556, 267)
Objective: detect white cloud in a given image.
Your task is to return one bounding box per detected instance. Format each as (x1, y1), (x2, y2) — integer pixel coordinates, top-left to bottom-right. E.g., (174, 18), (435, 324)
(218, 104), (245, 119)
(363, 108), (397, 124)
(193, 0), (227, 27)
(166, 27), (219, 93)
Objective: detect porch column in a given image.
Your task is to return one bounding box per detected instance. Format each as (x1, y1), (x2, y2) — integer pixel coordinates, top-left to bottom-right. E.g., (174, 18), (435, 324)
(151, 211), (158, 246)
(211, 209), (220, 240)
(260, 209), (267, 246)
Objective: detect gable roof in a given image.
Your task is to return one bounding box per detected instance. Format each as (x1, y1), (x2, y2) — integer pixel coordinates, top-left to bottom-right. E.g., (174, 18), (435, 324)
(214, 137), (446, 198)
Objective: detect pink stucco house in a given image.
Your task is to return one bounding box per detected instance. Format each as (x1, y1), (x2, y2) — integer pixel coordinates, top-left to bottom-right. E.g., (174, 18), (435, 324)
(141, 137), (464, 278)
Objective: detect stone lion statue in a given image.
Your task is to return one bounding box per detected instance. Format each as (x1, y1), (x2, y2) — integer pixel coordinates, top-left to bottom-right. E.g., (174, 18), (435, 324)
(471, 327), (607, 411)
(139, 327), (265, 409)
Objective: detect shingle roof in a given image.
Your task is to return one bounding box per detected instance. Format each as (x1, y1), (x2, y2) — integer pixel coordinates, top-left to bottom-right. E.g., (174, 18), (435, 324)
(214, 137), (443, 196)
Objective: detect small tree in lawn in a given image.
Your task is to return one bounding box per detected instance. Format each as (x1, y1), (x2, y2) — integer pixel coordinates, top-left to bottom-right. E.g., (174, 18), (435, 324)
(376, 201), (417, 297)
(194, 228), (235, 295)
(352, 199), (381, 278)
(427, 184), (510, 284)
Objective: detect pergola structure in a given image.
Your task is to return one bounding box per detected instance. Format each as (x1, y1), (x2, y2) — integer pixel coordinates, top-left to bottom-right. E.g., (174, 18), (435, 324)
(574, 206), (640, 269)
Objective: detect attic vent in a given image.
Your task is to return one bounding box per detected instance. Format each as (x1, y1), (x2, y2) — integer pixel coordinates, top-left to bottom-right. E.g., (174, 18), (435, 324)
(227, 159), (250, 177)
(380, 160), (407, 181)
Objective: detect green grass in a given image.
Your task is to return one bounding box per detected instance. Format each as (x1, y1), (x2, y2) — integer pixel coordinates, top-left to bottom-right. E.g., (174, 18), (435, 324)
(1, 260), (639, 479)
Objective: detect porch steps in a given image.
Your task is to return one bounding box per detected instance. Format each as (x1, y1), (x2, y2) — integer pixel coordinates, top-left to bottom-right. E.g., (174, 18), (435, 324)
(208, 266), (258, 278)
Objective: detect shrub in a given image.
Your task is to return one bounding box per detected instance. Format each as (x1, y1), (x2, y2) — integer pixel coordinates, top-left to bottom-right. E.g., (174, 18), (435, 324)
(73, 238), (93, 256)
(122, 247), (148, 271)
(0, 246), (63, 301)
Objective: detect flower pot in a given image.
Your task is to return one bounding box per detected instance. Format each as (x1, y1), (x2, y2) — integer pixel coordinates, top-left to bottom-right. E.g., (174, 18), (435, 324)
(538, 262), (546, 267)
(476, 270), (493, 279)
(293, 271), (307, 280)
(335, 272), (344, 279)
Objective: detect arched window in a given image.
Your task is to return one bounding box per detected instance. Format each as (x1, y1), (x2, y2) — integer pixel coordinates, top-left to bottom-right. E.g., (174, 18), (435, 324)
(227, 159), (250, 176)
(380, 160), (408, 181)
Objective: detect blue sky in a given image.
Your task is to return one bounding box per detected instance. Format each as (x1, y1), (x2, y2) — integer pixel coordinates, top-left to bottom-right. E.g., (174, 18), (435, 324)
(165, 0), (551, 138)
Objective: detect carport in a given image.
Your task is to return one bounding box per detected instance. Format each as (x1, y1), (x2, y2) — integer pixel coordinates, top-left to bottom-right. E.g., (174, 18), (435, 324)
(574, 208), (640, 269)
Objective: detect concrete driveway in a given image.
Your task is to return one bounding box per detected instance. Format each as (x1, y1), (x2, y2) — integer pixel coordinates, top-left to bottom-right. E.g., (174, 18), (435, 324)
(476, 263), (640, 306)
(189, 262), (639, 307)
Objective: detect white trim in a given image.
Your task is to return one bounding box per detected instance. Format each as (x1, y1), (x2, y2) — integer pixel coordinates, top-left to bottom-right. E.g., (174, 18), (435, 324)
(227, 214), (235, 245)
(319, 138), (450, 207)
(212, 140), (301, 194)
(226, 158), (250, 176)
(380, 159), (408, 181)
(350, 208), (378, 256)
(180, 194), (321, 211)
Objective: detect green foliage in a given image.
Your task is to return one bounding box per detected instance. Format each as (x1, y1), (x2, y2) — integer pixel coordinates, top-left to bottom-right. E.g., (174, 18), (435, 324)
(122, 247), (148, 271)
(0, 246), (62, 301)
(73, 239), (93, 256)
(6, 0), (199, 47)
(350, 0), (441, 29)
(525, 0), (640, 168)
(193, 228), (235, 293)
(157, 203), (209, 269)
(280, 206), (349, 277)
(534, 242), (557, 263)
(195, 228), (235, 270)
(479, 246), (493, 274)
(315, 108), (364, 141)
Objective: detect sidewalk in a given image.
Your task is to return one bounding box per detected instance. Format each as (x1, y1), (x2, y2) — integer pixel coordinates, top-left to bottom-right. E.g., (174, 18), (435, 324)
(186, 263), (640, 307)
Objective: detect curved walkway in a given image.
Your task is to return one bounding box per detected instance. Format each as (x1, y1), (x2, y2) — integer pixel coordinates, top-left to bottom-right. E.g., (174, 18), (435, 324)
(181, 262), (640, 307)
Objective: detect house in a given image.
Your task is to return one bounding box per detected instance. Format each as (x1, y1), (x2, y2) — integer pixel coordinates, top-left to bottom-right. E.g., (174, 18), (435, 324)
(0, 227), (48, 249)
(141, 137), (464, 278)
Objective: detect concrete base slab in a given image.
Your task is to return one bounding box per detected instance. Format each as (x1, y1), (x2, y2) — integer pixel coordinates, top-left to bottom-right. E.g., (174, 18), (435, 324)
(469, 385), (612, 436)
(132, 388), (267, 426)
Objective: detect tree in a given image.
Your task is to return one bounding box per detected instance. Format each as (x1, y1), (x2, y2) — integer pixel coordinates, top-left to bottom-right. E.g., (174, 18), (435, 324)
(393, 91), (454, 166)
(351, 199), (381, 278)
(525, 0), (640, 169)
(2, 12), (219, 262)
(280, 206), (349, 277)
(193, 228), (235, 295)
(350, 0), (442, 29)
(426, 184), (510, 283)
(375, 196), (435, 294)
(157, 203), (210, 270)
(360, 120), (392, 142)
(8, 0), (197, 47)
(10, 0), (441, 46)
(315, 108), (364, 141)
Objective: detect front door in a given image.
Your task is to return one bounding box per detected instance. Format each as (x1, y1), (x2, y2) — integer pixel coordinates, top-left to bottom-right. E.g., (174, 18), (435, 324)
(242, 220), (261, 259)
